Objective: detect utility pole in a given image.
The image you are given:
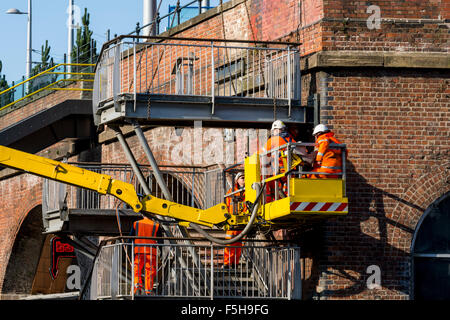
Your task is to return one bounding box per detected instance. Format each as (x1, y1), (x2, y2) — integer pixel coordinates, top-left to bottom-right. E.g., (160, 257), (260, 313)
(201, 0), (210, 13)
(143, 0), (157, 36)
(26, 0), (32, 81)
(6, 0), (32, 85)
(67, 0), (74, 75)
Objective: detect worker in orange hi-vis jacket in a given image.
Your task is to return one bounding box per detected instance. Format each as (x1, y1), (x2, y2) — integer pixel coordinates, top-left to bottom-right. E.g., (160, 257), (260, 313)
(224, 172), (247, 268)
(259, 120), (296, 202)
(130, 217), (162, 295)
(309, 124), (347, 179)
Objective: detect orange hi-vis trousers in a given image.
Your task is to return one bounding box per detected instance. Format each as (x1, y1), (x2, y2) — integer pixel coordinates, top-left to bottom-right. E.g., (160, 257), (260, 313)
(134, 252), (157, 294)
(224, 230), (242, 266)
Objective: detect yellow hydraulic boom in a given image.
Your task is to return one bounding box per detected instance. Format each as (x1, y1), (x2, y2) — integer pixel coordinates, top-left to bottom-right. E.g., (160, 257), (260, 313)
(0, 143), (348, 233)
(0, 145), (229, 229)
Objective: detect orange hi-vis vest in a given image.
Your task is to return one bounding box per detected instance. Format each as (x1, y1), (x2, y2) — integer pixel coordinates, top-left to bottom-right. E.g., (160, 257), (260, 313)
(261, 133), (296, 174)
(224, 184), (245, 265)
(314, 132), (345, 175)
(225, 185), (246, 215)
(133, 218), (159, 255)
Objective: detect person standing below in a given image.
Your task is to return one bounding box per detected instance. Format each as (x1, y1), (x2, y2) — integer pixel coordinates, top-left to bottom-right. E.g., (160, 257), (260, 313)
(223, 172), (246, 268)
(309, 124), (346, 179)
(130, 217), (162, 295)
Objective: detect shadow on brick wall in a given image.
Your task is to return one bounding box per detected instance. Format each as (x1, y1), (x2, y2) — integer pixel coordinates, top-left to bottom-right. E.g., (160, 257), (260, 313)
(289, 160), (418, 300)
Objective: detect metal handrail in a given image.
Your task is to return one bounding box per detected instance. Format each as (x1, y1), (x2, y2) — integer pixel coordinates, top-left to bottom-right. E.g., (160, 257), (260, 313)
(42, 163), (209, 216)
(0, 63), (95, 113)
(0, 63), (94, 95)
(130, 0), (207, 37)
(94, 37), (301, 111)
(91, 238), (301, 300)
(256, 142), (347, 202)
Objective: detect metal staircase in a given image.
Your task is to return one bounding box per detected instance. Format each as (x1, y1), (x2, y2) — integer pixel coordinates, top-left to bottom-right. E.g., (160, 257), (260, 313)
(5, 35), (308, 300)
(90, 238), (301, 300)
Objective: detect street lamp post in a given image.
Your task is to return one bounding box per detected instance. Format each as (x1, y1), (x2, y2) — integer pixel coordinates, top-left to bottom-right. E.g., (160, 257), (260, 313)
(6, 0), (32, 81)
(68, 0), (74, 74)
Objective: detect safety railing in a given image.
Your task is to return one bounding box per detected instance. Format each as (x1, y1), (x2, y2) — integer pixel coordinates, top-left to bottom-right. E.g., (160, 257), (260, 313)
(0, 63), (95, 114)
(93, 36), (300, 112)
(256, 142), (347, 203)
(130, 0), (217, 36)
(92, 238), (301, 300)
(42, 163), (212, 217)
(204, 166), (226, 209)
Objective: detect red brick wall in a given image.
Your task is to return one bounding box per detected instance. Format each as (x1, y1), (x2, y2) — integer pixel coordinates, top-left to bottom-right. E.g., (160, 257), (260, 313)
(323, 0), (443, 19)
(0, 0), (449, 299)
(0, 174), (42, 292)
(306, 68), (450, 299)
(321, 19), (449, 53)
(102, 126), (268, 167)
(0, 82), (86, 131)
(162, 0), (322, 55)
(443, 0), (450, 19)
(0, 81), (88, 293)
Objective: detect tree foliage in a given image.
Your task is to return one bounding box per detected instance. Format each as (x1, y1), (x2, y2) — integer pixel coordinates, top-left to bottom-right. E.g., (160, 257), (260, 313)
(31, 40), (55, 76)
(72, 8), (97, 72)
(29, 40), (56, 93)
(0, 60), (13, 107)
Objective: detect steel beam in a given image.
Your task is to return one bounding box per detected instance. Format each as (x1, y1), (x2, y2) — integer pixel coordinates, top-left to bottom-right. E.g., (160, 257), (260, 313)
(94, 94), (311, 127)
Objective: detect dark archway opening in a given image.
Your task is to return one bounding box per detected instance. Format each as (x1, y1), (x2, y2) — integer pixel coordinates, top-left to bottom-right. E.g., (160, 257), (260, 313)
(2, 206), (46, 295)
(412, 192), (450, 300)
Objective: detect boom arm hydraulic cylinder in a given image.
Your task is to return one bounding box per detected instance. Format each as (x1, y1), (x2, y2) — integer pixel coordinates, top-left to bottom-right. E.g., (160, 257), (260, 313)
(0, 145), (228, 228)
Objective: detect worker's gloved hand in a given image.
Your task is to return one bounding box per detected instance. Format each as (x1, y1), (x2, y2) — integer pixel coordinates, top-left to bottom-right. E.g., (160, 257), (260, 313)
(293, 146), (308, 156)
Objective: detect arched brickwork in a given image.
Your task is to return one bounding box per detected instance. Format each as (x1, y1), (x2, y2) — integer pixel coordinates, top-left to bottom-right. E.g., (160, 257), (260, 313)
(388, 162), (450, 254)
(1, 205), (44, 295)
(0, 174), (42, 294)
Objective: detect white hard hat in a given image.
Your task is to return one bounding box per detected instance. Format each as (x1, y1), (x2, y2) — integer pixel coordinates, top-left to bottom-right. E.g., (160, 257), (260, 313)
(313, 124), (329, 136)
(234, 172), (244, 182)
(271, 120), (286, 131)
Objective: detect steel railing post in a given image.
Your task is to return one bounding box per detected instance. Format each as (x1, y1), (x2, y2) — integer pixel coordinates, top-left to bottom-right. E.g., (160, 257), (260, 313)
(191, 168), (195, 207)
(113, 43), (121, 112)
(294, 247), (302, 300)
(211, 41), (215, 114)
(342, 145), (347, 197)
(210, 243), (214, 300)
(287, 47), (292, 117)
(294, 51), (301, 100)
(111, 244), (119, 299)
(287, 143), (291, 196)
(131, 242), (135, 299)
(133, 40), (137, 111)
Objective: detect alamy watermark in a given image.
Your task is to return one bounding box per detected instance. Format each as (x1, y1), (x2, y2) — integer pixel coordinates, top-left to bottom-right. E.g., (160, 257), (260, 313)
(366, 5), (381, 30)
(66, 4), (82, 29)
(165, 122), (272, 166)
(66, 265), (81, 290)
(366, 265), (382, 290)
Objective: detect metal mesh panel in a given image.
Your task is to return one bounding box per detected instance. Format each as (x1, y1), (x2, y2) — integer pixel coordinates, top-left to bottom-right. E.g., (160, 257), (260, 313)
(94, 39), (300, 105)
(93, 241), (301, 300)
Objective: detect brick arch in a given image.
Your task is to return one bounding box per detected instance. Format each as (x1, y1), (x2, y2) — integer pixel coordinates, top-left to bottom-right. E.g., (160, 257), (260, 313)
(0, 174), (43, 294)
(1, 204), (45, 295)
(135, 151), (205, 208)
(13, 195), (42, 242)
(387, 162), (450, 254)
(134, 127), (219, 209)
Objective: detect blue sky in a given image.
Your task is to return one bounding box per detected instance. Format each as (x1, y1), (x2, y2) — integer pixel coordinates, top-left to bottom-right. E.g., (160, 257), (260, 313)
(0, 0), (221, 84)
